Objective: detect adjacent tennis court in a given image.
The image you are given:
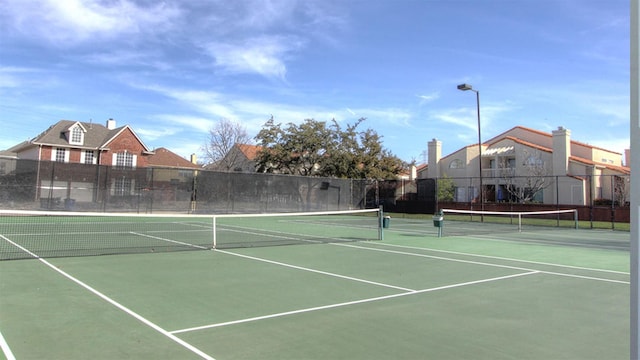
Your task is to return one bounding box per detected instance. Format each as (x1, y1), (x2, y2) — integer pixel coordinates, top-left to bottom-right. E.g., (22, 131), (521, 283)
(0, 210), (630, 359)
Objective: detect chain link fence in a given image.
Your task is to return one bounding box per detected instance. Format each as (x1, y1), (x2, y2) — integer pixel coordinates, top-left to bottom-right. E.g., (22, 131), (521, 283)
(0, 159), (372, 213)
(0, 159), (630, 226)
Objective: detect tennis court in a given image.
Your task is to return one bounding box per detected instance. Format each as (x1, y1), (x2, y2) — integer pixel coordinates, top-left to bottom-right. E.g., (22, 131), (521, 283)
(0, 210), (630, 359)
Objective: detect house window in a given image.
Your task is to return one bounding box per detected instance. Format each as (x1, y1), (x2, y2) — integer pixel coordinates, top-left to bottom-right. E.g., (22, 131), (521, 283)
(83, 150), (95, 164)
(524, 155), (543, 169)
(114, 177), (132, 196)
(70, 126), (83, 144)
(54, 148), (67, 163)
(114, 152), (136, 169)
(449, 159), (464, 169)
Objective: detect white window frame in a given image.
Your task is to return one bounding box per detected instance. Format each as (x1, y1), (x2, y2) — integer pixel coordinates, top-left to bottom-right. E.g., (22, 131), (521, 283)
(51, 148), (69, 163)
(69, 126), (84, 145)
(113, 177), (133, 196)
(82, 150), (96, 164)
(112, 151), (137, 169)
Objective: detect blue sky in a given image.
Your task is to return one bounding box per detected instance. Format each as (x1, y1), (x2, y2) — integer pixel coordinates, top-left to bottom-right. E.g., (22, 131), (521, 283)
(0, 0), (630, 164)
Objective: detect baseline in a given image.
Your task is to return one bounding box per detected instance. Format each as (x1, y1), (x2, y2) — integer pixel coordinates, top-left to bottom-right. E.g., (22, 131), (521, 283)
(336, 242), (629, 284)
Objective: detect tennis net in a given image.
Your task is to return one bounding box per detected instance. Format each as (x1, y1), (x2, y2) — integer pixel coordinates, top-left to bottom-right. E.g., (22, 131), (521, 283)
(0, 208), (382, 260)
(440, 208), (578, 236)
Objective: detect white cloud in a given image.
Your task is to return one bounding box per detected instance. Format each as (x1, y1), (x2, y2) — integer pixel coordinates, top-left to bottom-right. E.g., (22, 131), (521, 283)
(206, 36), (302, 79)
(153, 115), (216, 134)
(135, 126), (180, 141)
(417, 92), (440, 105)
(2, 0), (181, 45)
(432, 109), (479, 132)
(238, 0), (298, 30)
(429, 101), (515, 136)
(0, 66), (61, 92)
(131, 84), (239, 121)
(0, 67), (31, 88)
(80, 50), (172, 71)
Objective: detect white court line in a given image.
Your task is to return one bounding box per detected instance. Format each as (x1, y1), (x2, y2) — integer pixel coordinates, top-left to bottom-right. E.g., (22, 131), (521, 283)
(129, 231), (210, 250)
(171, 270), (539, 334)
(335, 243), (630, 284)
(215, 249), (415, 292)
(371, 242), (630, 275)
(0, 235), (215, 360)
(0, 329), (16, 360)
(219, 226), (324, 244)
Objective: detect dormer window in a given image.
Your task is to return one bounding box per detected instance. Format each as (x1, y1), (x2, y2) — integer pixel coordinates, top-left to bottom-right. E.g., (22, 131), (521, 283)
(66, 123), (86, 145)
(71, 127), (83, 143)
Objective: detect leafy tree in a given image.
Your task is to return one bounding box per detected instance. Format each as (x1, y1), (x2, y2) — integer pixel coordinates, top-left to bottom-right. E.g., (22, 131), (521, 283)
(254, 117), (333, 176)
(437, 174), (455, 201)
(254, 117), (405, 179)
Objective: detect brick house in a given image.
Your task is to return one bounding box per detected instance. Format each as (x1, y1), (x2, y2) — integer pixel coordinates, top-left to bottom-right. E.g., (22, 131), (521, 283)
(8, 118), (153, 167)
(4, 119), (169, 207)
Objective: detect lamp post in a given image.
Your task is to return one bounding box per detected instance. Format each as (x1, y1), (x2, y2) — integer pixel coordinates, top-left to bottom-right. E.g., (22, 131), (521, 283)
(457, 83), (484, 216)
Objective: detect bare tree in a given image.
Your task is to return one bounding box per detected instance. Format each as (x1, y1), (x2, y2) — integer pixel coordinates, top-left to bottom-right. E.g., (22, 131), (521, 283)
(202, 119), (250, 170)
(613, 175), (630, 206)
(500, 149), (551, 203)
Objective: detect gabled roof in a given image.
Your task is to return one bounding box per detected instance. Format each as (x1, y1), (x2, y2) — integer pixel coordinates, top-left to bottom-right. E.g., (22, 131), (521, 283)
(23, 120), (152, 152)
(486, 136), (552, 155)
(236, 143), (262, 160)
(147, 148), (201, 169)
(569, 156), (630, 175)
(485, 125), (622, 155)
(416, 163), (428, 172)
(483, 125), (549, 144)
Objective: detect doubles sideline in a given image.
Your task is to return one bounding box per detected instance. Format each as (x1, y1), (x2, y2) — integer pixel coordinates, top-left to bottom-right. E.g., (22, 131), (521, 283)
(0, 234), (216, 360)
(171, 241), (627, 334)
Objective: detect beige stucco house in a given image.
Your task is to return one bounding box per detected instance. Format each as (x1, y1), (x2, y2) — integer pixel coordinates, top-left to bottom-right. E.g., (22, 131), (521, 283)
(423, 126), (630, 206)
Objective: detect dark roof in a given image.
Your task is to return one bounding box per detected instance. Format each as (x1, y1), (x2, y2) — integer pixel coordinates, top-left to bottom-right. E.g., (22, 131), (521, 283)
(26, 120), (151, 152)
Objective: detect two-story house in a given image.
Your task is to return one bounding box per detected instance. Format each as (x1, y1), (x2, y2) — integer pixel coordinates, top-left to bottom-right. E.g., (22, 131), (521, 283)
(423, 126), (630, 206)
(6, 119), (154, 205)
(9, 118), (153, 166)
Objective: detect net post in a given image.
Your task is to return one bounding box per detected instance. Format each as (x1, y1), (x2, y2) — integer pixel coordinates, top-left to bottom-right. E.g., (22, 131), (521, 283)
(212, 216), (217, 249)
(378, 205), (384, 241)
(518, 213), (522, 232)
(574, 209), (578, 230)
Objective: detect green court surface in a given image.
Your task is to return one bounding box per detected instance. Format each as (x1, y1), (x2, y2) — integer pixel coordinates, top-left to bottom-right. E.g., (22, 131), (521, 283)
(0, 216), (630, 359)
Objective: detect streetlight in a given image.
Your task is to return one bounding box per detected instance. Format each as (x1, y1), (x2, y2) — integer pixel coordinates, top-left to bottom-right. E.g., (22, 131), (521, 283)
(457, 83), (484, 216)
